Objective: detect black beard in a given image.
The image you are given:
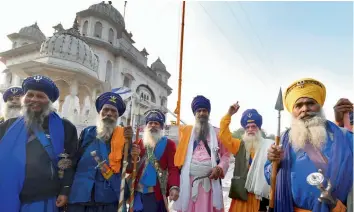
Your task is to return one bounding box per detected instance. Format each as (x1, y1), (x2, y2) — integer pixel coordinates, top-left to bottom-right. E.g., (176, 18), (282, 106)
(195, 115), (209, 141)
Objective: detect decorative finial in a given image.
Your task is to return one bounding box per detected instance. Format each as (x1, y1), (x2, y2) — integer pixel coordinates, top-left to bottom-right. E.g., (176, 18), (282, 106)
(73, 16), (79, 30)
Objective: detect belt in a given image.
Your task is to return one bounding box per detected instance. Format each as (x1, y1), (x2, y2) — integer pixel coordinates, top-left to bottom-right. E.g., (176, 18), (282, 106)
(136, 184), (154, 193)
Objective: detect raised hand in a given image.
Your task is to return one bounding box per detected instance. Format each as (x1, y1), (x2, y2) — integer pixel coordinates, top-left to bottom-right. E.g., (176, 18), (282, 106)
(228, 102), (240, 116)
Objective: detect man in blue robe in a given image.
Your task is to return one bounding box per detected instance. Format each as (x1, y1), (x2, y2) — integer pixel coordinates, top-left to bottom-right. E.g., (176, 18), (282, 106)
(0, 86), (24, 123)
(264, 78), (353, 212)
(0, 75), (78, 212)
(68, 91), (133, 212)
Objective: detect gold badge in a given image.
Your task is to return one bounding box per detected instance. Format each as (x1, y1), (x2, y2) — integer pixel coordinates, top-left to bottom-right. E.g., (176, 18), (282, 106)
(109, 95), (117, 103)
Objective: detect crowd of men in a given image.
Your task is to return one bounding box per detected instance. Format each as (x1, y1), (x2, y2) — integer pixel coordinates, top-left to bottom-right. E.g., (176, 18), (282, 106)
(0, 75), (352, 212)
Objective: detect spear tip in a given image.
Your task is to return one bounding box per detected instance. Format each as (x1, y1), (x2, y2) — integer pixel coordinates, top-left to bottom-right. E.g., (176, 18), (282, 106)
(275, 87), (284, 111)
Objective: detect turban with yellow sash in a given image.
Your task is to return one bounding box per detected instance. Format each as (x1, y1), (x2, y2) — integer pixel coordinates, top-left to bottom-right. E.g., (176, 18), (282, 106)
(284, 78), (326, 112)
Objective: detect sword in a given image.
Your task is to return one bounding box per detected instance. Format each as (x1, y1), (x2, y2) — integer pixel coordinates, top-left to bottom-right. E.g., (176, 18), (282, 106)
(192, 174), (210, 187)
(90, 150), (113, 179)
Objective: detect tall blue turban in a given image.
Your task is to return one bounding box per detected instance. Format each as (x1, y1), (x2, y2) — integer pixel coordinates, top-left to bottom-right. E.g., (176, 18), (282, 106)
(191, 95), (211, 114)
(145, 109), (165, 128)
(241, 109), (263, 129)
(22, 75), (59, 102)
(3, 87), (24, 102)
(95, 92), (126, 116)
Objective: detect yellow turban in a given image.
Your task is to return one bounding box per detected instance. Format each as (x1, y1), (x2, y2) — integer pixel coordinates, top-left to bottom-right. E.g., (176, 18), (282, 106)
(284, 78), (326, 112)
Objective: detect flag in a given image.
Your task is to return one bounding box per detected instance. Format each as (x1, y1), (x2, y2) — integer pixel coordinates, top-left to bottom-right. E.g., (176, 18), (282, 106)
(112, 87), (132, 101)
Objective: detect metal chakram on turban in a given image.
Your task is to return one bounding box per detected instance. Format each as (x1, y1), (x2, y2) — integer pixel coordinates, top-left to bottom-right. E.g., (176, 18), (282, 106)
(3, 86), (24, 102)
(241, 109), (263, 129)
(191, 95), (211, 114)
(144, 109), (166, 128)
(95, 92), (126, 116)
(284, 78), (326, 112)
(22, 75), (60, 102)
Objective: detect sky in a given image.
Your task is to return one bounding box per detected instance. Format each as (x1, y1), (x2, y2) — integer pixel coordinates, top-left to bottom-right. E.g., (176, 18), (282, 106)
(0, 0), (352, 135)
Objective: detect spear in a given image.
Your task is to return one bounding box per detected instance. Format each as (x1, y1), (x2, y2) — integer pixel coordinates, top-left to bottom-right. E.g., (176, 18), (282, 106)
(129, 97), (142, 212)
(269, 87), (284, 211)
(118, 101), (133, 212)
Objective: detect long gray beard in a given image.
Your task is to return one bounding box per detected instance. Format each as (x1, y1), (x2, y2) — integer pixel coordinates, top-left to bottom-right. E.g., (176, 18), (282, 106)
(143, 126), (162, 148)
(289, 110), (327, 151)
(22, 102), (53, 131)
(242, 131), (262, 154)
(3, 103), (22, 120)
(96, 118), (116, 142)
(194, 116), (210, 141)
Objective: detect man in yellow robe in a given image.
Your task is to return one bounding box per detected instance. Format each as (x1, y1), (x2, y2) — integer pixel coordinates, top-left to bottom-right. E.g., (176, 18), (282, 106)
(219, 103), (272, 212)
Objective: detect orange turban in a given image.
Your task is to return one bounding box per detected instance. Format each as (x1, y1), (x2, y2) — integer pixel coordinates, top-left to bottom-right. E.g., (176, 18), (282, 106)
(284, 78), (326, 112)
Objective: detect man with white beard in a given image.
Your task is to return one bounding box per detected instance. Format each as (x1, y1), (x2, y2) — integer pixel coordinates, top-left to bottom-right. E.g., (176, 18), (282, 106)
(219, 105), (272, 212)
(173, 95), (230, 212)
(68, 91), (133, 212)
(0, 75), (78, 212)
(129, 109), (180, 212)
(264, 78), (353, 212)
(0, 86), (24, 123)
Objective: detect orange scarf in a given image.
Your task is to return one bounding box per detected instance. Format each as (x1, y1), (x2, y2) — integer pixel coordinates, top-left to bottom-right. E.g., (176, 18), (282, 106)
(174, 125), (193, 168)
(108, 127), (125, 173)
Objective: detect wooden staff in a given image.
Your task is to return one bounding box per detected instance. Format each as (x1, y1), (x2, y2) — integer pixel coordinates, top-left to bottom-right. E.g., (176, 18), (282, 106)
(118, 102), (133, 212)
(129, 101), (142, 212)
(269, 88), (284, 211)
(175, 0), (186, 126)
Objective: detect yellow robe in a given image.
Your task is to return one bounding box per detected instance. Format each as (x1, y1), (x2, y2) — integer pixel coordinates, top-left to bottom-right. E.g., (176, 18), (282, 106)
(219, 114), (261, 212)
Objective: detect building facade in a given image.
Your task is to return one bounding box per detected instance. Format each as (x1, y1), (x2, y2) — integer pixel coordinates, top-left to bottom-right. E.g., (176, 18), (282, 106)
(0, 1), (172, 132)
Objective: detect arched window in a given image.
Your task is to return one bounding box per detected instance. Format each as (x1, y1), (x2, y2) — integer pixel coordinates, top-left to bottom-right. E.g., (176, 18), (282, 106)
(105, 60), (112, 83)
(108, 28), (114, 44)
(82, 21), (88, 36)
(94, 21), (103, 38)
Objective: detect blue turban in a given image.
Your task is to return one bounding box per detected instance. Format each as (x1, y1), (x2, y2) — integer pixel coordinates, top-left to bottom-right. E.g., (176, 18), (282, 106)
(191, 95), (211, 114)
(95, 92), (126, 116)
(22, 75), (59, 102)
(240, 109), (263, 129)
(3, 87), (24, 102)
(145, 109), (165, 128)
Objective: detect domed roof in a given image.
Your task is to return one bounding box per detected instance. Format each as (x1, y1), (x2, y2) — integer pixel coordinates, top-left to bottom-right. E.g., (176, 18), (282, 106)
(18, 23), (46, 42)
(88, 2), (125, 28)
(151, 57), (166, 71)
(39, 25), (98, 72)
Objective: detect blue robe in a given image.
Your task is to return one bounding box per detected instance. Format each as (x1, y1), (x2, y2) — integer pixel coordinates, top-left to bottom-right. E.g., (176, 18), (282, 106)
(0, 113), (64, 212)
(68, 126), (126, 212)
(132, 137), (168, 212)
(264, 121), (353, 212)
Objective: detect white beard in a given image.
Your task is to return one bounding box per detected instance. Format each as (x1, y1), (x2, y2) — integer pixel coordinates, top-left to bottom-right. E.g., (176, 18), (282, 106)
(96, 117), (116, 141)
(3, 102), (22, 120)
(242, 130), (262, 154)
(289, 110), (327, 152)
(143, 126), (162, 148)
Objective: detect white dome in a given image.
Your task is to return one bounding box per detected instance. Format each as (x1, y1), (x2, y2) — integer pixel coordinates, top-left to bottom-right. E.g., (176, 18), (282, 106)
(19, 23), (46, 42)
(151, 57), (166, 71)
(88, 2), (125, 28)
(39, 29), (98, 72)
